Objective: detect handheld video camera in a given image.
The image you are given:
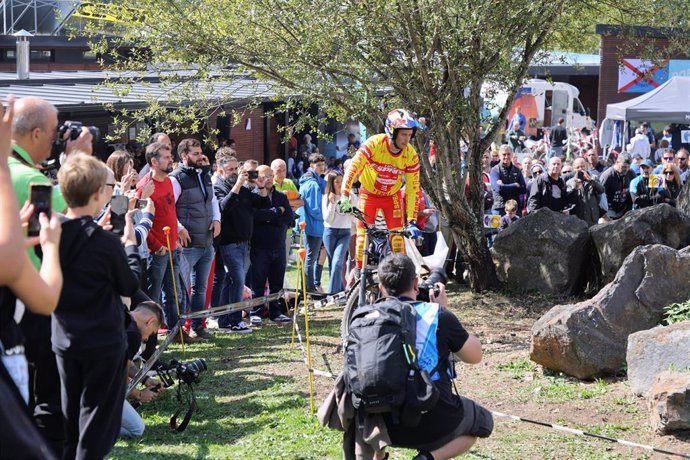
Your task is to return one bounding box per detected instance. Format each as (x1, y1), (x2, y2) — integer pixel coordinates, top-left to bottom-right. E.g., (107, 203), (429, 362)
(417, 268), (448, 303)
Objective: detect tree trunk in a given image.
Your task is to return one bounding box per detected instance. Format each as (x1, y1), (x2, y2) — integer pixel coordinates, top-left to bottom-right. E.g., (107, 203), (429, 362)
(449, 222), (499, 292)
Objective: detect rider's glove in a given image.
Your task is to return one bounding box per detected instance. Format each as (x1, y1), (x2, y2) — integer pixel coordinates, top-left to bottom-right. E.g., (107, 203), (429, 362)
(339, 194), (353, 213)
(405, 221), (422, 239)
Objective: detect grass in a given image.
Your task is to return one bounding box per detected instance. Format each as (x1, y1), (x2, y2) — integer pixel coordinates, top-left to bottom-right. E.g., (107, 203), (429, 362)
(496, 357), (537, 380)
(111, 322), (343, 459)
(524, 375), (609, 402)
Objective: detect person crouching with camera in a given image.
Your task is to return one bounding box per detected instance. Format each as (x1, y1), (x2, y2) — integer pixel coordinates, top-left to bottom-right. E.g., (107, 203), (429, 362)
(121, 301), (165, 439)
(53, 153), (141, 459)
(375, 254), (493, 460)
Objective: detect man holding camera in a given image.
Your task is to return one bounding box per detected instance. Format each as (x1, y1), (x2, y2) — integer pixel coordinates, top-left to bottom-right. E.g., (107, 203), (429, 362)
(10, 97), (93, 265)
(121, 301), (165, 439)
(214, 160), (262, 333)
(526, 156), (575, 214)
(374, 254), (493, 460)
(566, 157), (606, 227)
(9, 96), (93, 454)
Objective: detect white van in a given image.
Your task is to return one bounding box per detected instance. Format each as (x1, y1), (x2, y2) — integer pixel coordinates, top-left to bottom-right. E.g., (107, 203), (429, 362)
(484, 79), (590, 137)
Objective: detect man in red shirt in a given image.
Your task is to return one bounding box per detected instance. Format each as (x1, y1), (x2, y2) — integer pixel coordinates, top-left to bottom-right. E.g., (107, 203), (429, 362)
(136, 142), (192, 341)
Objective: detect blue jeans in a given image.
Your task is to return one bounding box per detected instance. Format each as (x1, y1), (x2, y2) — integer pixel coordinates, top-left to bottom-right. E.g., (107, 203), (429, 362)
(148, 251), (183, 327)
(218, 242), (250, 328)
(250, 247), (287, 319)
(323, 227), (350, 294)
(210, 249), (225, 307)
(182, 245), (215, 330)
(305, 235), (323, 292)
(120, 400), (144, 439)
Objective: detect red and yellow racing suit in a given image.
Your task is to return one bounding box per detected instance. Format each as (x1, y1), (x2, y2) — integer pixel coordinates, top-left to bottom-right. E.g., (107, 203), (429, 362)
(342, 133), (420, 266)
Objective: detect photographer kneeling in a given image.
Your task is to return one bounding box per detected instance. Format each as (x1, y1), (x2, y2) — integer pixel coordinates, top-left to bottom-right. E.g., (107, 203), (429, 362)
(373, 254), (493, 460)
(121, 301), (165, 439)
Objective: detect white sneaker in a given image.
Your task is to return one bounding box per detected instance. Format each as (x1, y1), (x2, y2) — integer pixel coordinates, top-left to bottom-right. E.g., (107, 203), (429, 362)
(249, 315), (263, 326)
(218, 321), (252, 334)
(270, 314), (292, 324)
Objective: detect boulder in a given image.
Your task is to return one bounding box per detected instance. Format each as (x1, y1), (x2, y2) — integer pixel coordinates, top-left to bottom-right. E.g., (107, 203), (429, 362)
(627, 322), (690, 396)
(531, 245), (690, 379)
(648, 371), (690, 434)
(590, 204), (690, 283)
(491, 208), (589, 295)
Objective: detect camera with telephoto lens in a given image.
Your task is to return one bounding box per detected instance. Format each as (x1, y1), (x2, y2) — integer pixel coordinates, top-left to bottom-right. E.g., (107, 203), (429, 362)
(176, 358), (207, 385)
(417, 268), (448, 303)
(58, 121), (101, 144)
(156, 358), (207, 387)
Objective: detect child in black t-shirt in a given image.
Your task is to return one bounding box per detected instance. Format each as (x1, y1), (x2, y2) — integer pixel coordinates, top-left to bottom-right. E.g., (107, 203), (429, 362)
(53, 153), (140, 460)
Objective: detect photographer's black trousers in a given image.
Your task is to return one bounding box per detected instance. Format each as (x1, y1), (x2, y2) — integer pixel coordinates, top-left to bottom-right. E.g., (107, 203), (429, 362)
(55, 352), (127, 460)
(20, 312), (64, 457)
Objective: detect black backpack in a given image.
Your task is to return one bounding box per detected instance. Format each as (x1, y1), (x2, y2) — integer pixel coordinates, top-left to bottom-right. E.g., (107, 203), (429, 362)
(344, 297), (439, 425)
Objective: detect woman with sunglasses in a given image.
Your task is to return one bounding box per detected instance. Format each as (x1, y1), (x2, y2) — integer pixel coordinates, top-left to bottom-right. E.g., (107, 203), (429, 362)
(659, 164), (682, 207)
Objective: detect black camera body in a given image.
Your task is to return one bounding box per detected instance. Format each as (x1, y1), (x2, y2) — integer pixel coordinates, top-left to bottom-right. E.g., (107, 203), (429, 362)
(417, 268), (448, 303)
(156, 358), (207, 387)
(58, 121), (101, 143)
(176, 358), (207, 385)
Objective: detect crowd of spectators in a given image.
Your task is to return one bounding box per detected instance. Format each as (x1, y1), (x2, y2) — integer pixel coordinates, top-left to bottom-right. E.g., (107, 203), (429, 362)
(488, 120), (688, 238)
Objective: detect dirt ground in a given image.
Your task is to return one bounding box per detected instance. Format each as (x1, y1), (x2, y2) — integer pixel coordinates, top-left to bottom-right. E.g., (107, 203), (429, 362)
(300, 285), (690, 459)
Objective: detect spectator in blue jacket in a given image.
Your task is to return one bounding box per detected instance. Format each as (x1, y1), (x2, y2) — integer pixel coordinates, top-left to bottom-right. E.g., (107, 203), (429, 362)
(298, 153), (327, 292)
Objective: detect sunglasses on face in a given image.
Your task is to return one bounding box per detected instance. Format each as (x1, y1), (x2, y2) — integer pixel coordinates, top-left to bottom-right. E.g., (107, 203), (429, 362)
(663, 157), (674, 161)
(679, 158), (688, 161)
(664, 171), (674, 175)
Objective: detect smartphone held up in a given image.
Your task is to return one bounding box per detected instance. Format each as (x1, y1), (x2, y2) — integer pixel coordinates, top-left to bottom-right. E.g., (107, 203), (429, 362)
(28, 183), (52, 237)
(109, 195), (129, 236)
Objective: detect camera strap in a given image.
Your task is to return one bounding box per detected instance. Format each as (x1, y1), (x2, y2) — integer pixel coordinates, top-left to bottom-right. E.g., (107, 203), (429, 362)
(169, 383), (197, 433)
(11, 149), (36, 169)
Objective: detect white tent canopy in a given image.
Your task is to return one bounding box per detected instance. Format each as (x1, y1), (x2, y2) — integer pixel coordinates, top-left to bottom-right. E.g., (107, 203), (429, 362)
(605, 77), (690, 123)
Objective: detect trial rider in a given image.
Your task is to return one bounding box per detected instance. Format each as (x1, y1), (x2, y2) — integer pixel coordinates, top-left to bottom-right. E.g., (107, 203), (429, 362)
(339, 109), (422, 267)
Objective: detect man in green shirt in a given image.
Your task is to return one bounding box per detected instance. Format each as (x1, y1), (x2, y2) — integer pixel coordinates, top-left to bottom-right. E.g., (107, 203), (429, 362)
(10, 97), (92, 268)
(9, 96), (92, 455)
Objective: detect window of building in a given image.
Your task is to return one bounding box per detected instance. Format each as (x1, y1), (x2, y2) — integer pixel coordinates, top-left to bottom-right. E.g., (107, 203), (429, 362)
(82, 50), (99, 60)
(3, 49), (54, 62)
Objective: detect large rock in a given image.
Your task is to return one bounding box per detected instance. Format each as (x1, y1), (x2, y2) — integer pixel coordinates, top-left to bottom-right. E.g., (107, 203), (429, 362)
(648, 371), (690, 434)
(590, 204), (690, 283)
(627, 322), (690, 396)
(531, 245), (690, 379)
(491, 208), (589, 295)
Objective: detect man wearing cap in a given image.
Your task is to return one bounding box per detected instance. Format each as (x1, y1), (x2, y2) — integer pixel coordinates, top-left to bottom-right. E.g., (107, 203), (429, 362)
(630, 159), (661, 210)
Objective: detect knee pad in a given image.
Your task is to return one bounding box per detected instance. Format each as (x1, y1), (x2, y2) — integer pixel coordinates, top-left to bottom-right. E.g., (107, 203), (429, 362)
(390, 234), (405, 254)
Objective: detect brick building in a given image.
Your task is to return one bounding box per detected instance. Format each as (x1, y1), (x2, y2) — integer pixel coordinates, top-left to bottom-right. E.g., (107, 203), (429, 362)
(596, 25), (685, 126)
